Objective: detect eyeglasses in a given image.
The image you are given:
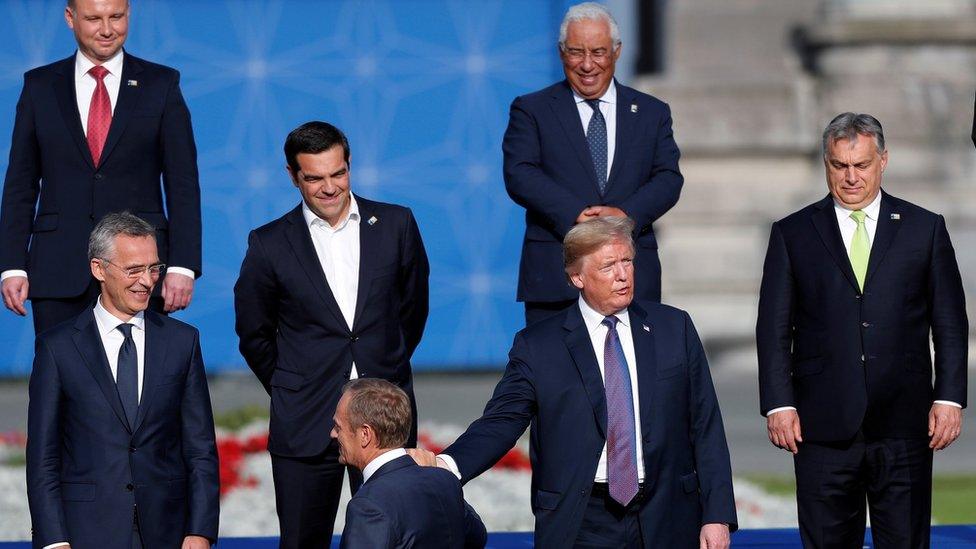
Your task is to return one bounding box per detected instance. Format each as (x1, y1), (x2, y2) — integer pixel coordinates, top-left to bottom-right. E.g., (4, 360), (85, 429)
(562, 46), (617, 62)
(99, 259), (166, 279)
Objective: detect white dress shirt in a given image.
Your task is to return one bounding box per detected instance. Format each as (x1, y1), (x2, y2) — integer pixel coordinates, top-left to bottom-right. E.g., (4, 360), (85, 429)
(767, 191), (958, 416)
(573, 81), (617, 183)
(0, 50), (193, 284)
(303, 195), (361, 379)
(440, 298), (645, 483)
(43, 297), (147, 549)
(362, 448), (407, 483)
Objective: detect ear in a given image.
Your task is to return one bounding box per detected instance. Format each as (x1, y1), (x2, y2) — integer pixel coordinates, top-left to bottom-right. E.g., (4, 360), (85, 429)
(286, 165), (299, 188)
(358, 423), (373, 449)
(569, 270), (584, 290)
(91, 259), (106, 282)
(879, 150), (888, 172)
(612, 43), (622, 62)
(64, 6), (75, 29)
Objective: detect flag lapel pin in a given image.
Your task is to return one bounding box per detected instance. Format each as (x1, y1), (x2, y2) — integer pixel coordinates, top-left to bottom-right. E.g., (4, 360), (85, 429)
(127, 79), (138, 87)
(368, 216), (378, 226)
(631, 104), (638, 113)
(642, 324), (650, 332)
(890, 213), (900, 220)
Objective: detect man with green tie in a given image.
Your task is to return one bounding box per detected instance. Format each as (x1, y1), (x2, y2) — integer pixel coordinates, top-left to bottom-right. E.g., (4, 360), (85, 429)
(756, 112), (968, 548)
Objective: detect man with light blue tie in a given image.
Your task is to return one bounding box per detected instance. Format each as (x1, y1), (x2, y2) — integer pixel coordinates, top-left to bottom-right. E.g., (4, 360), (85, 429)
(410, 216), (736, 549)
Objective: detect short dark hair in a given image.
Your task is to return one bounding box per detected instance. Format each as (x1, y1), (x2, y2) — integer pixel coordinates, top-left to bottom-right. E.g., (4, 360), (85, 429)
(284, 121), (350, 174)
(340, 378), (411, 450)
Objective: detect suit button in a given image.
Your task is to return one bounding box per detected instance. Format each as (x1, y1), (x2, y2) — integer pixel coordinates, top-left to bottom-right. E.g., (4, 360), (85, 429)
(860, 355), (865, 362)
(129, 447), (136, 453)
(125, 483), (134, 491)
(94, 173), (103, 180)
(861, 322), (870, 328)
(855, 294), (861, 299)
(350, 335), (358, 342)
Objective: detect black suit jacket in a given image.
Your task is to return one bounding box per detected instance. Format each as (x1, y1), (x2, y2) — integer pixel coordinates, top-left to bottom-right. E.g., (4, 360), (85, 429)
(26, 308), (219, 549)
(340, 455), (486, 549)
(234, 197), (429, 457)
(0, 51), (201, 298)
(444, 301), (737, 548)
(757, 192), (968, 441)
(503, 79), (683, 303)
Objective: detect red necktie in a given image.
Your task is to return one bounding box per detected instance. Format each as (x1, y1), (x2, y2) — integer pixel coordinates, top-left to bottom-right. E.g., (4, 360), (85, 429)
(87, 65), (112, 167)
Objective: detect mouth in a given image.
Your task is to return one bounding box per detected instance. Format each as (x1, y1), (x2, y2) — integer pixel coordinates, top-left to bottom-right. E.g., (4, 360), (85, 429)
(129, 288), (150, 299)
(577, 73), (600, 86)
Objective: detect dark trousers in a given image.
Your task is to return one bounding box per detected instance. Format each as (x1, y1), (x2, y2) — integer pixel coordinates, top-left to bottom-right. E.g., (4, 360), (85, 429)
(794, 435), (933, 549)
(271, 441), (364, 549)
(573, 488), (645, 548)
(524, 299), (575, 326)
(31, 280), (165, 334)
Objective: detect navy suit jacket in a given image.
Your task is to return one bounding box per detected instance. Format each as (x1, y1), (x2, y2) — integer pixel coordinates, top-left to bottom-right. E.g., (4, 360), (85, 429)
(0, 51), (201, 299)
(340, 455), (487, 549)
(26, 308), (219, 549)
(444, 301), (737, 548)
(503, 80), (683, 303)
(234, 197), (429, 456)
(757, 192), (968, 441)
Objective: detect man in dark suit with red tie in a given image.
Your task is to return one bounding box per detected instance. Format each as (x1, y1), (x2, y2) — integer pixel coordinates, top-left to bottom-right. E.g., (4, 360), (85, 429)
(757, 113), (968, 548)
(504, 2), (683, 325)
(0, 0), (201, 334)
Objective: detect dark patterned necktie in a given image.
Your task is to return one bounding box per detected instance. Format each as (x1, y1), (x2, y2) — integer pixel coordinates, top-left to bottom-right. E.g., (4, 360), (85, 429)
(116, 323), (138, 430)
(602, 315), (638, 506)
(586, 99), (608, 193)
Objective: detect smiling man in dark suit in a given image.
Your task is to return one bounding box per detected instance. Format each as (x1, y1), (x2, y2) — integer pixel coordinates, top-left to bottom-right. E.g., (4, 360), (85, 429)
(27, 212), (218, 549)
(757, 113), (968, 548)
(234, 121), (430, 548)
(0, 0), (201, 334)
(504, 2), (683, 325)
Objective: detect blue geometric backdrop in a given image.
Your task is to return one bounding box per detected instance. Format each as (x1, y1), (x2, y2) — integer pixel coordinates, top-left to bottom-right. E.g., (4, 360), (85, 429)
(0, 0), (579, 374)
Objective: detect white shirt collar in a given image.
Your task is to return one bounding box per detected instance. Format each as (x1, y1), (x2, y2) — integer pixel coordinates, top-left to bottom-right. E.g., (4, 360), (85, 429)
(833, 190), (882, 221)
(93, 295), (145, 338)
(302, 193), (360, 230)
(362, 448), (407, 483)
(578, 295), (630, 335)
(573, 80), (617, 106)
(75, 49), (125, 81)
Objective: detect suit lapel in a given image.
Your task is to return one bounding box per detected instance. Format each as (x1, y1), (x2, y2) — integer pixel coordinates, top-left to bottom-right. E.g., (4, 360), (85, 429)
(98, 52), (144, 167)
(352, 198), (379, 328)
(52, 56), (95, 170)
(283, 205), (347, 328)
(71, 310), (130, 432)
(564, 306), (607, 439)
(628, 304), (656, 441)
(606, 81), (633, 193)
(132, 311), (169, 434)
(550, 81), (600, 191)
(864, 192), (902, 289)
(810, 196), (860, 291)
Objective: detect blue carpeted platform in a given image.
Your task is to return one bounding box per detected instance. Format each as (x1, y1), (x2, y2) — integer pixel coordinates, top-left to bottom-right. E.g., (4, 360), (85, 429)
(2, 527), (975, 548)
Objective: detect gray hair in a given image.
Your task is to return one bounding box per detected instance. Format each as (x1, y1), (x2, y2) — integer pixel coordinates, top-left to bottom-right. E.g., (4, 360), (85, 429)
(558, 2), (622, 49)
(88, 212), (155, 261)
(822, 112), (886, 157)
(341, 378), (411, 450)
(563, 216), (635, 279)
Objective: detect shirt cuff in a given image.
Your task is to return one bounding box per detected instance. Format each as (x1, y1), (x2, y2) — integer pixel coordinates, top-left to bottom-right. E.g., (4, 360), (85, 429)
(43, 543), (69, 549)
(166, 266), (195, 279)
(1, 270), (27, 282)
(436, 454), (462, 480)
(934, 400), (962, 408)
(766, 406), (797, 417)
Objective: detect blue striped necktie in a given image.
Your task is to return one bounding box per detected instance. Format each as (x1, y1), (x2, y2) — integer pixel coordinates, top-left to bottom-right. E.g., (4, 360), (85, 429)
(602, 315), (638, 506)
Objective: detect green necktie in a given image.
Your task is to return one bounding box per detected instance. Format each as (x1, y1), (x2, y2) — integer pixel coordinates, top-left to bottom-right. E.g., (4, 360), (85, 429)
(849, 210), (869, 291)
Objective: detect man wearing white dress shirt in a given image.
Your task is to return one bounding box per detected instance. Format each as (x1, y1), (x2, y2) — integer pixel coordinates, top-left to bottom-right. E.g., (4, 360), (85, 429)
(234, 121), (429, 548)
(26, 212), (218, 549)
(411, 216), (736, 548)
(503, 2), (683, 325)
(0, 0), (201, 334)
(757, 112), (968, 547)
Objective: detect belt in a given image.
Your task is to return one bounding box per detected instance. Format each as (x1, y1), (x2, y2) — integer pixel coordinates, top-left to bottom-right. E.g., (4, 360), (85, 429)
(591, 482), (649, 506)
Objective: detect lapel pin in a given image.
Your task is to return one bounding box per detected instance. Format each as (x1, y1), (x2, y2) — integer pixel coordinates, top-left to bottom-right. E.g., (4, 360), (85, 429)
(367, 216), (378, 226)
(890, 213), (900, 220)
(642, 324), (650, 332)
(127, 79), (138, 87)
(631, 104), (638, 113)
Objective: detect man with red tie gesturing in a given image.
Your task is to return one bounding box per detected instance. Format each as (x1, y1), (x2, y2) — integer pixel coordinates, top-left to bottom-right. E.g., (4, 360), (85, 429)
(0, 0), (201, 334)
(411, 217), (737, 549)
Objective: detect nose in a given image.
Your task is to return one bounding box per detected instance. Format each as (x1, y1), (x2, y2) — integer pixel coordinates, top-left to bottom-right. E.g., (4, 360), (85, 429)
(98, 19), (113, 36)
(844, 166), (857, 184)
(580, 54), (594, 71)
(613, 262), (627, 280)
